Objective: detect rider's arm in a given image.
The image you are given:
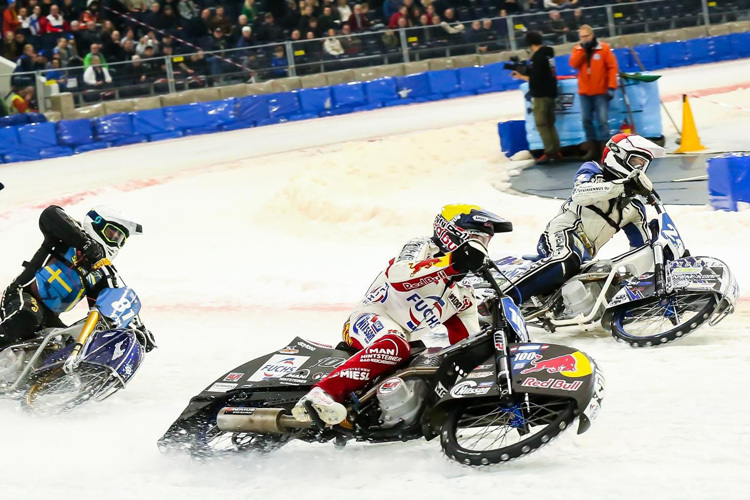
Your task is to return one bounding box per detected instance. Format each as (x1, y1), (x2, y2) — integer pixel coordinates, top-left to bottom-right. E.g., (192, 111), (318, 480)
(84, 264), (122, 305)
(38, 205), (90, 249)
(444, 303), (480, 345)
(570, 162), (626, 206)
(621, 199), (650, 248)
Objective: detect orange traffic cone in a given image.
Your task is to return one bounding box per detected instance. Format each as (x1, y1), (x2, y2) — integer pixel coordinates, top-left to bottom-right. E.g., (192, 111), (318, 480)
(675, 94), (705, 153)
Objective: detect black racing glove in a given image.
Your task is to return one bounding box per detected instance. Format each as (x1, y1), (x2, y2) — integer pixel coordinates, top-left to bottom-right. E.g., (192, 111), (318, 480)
(82, 239), (105, 266)
(138, 327), (157, 353)
(451, 240), (489, 274)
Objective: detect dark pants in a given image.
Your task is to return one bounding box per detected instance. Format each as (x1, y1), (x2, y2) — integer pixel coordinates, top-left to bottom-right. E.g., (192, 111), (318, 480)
(532, 97), (560, 155)
(0, 286), (61, 349)
(579, 93), (610, 142)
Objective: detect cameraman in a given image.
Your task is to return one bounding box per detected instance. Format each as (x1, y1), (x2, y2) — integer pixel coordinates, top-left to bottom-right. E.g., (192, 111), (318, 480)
(511, 31), (561, 164)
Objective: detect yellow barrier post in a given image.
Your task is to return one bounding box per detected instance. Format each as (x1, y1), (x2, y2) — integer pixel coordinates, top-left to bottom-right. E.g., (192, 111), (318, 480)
(675, 94), (706, 153)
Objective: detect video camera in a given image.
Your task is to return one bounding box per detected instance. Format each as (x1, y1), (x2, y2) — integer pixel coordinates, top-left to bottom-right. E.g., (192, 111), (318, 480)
(503, 56), (529, 76)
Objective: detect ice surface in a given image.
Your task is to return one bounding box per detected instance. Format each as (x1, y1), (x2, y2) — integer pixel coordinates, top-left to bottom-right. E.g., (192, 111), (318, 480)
(1, 60), (749, 499)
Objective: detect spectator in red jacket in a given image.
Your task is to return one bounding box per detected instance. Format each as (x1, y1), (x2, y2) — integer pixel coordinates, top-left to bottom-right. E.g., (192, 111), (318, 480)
(43, 5), (70, 34)
(347, 4), (371, 32)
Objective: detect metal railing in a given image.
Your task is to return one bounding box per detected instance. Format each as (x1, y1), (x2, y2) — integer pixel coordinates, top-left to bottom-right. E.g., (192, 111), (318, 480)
(3, 0), (748, 112)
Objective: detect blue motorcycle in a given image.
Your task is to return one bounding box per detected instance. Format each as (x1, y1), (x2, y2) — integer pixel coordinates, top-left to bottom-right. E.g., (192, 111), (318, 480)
(0, 287), (146, 413)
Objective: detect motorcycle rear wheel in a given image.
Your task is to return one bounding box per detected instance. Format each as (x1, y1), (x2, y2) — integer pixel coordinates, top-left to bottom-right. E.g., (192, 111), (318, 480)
(609, 291), (717, 347)
(440, 397), (576, 466)
(23, 365), (112, 413)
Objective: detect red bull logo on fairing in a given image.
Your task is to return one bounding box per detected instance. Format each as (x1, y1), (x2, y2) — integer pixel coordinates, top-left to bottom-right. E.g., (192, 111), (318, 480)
(521, 354), (577, 374)
(406, 294), (445, 331)
(519, 351), (593, 378)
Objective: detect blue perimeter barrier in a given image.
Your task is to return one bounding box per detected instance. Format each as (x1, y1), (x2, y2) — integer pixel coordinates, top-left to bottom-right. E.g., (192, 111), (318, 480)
(707, 153), (750, 211)
(1, 31), (748, 165)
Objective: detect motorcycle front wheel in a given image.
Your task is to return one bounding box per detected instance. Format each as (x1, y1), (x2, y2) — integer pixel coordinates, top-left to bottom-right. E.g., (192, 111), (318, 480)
(23, 364), (112, 413)
(440, 396), (576, 466)
(609, 291), (717, 347)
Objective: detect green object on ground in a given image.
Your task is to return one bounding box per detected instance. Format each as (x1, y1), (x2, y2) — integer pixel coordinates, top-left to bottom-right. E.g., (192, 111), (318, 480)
(620, 72), (662, 82)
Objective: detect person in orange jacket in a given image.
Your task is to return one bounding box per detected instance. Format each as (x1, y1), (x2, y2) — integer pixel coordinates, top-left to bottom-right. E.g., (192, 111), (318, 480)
(569, 24), (619, 161)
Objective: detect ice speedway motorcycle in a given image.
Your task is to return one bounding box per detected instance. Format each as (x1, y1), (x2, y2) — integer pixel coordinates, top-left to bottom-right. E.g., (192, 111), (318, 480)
(0, 287), (146, 413)
(158, 261), (605, 466)
(469, 191), (739, 347)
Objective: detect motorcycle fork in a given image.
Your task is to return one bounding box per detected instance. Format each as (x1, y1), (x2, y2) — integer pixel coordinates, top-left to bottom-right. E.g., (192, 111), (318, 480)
(652, 242), (667, 297)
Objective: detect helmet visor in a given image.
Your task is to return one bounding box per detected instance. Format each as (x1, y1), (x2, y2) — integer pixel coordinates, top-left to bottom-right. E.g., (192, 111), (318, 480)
(627, 154), (650, 170)
(101, 223), (128, 248)
(464, 230), (491, 248)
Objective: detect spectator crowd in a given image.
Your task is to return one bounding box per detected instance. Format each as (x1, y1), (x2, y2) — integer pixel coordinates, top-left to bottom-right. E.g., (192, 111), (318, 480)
(0, 0), (658, 108)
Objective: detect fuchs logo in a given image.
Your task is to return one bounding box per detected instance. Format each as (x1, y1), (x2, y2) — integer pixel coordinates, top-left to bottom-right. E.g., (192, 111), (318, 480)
(223, 372), (244, 382)
(406, 293), (445, 330)
(248, 355), (310, 382)
(450, 381), (492, 398)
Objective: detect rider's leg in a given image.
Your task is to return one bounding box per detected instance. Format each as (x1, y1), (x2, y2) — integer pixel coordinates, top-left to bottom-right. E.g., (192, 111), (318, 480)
(504, 229), (585, 305)
(0, 288), (44, 349)
(292, 314), (411, 424)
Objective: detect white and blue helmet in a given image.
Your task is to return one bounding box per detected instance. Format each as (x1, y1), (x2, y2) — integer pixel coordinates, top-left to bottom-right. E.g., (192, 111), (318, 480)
(82, 206), (143, 261)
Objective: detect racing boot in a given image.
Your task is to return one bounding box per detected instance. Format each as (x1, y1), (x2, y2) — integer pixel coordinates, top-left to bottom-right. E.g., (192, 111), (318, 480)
(292, 386), (347, 425)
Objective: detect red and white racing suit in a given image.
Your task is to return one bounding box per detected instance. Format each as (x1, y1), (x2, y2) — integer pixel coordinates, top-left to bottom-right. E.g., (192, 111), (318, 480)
(315, 237), (481, 402)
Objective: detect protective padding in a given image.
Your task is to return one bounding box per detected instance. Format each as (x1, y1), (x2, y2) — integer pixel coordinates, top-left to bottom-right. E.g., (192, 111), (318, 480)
(296, 87), (333, 114)
(164, 104), (213, 131)
(729, 31), (750, 57)
(708, 35), (734, 61)
(632, 44), (661, 70)
(427, 69), (460, 95)
(148, 131), (184, 141)
(133, 108), (172, 135)
(25, 112), (46, 124)
(266, 92), (301, 119)
(202, 98), (237, 126)
(74, 142), (110, 154)
(394, 73), (432, 100)
(38, 146), (74, 159)
(331, 82), (366, 109)
(17, 122), (59, 149)
(3, 148), (41, 163)
(0, 127), (20, 153)
(458, 66), (491, 93)
(56, 119), (95, 147)
(484, 62), (517, 91)
(708, 154), (750, 211)
(656, 41), (690, 68)
(236, 94), (270, 125)
(553, 55), (576, 77)
(498, 120), (530, 158)
(685, 38), (712, 64)
(93, 113), (134, 141)
(364, 77), (399, 104)
(0, 115), (27, 127)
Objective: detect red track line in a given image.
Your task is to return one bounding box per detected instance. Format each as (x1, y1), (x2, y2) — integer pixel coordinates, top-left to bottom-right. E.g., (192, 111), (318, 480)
(661, 82), (750, 102)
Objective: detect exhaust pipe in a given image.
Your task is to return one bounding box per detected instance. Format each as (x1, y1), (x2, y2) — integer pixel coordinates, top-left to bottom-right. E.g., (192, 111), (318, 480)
(217, 407), (311, 434)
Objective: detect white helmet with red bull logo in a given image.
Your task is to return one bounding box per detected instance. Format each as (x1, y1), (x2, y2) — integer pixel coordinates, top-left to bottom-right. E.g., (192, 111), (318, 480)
(600, 133), (666, 180)
(432, 204), (513, 253)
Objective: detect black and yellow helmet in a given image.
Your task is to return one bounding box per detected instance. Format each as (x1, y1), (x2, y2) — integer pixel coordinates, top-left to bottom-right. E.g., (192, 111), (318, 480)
(432, 204), (512, 253)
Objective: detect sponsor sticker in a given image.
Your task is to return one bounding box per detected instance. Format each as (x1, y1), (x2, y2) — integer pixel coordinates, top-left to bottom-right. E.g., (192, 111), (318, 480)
(450, 380), (492, 398)
(248, 354), (310, 382)
(223, 372), (244, 382)
(207, 382), (237, 393)
(520, 377), (582, 391)
(467, 371), (494, 379)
